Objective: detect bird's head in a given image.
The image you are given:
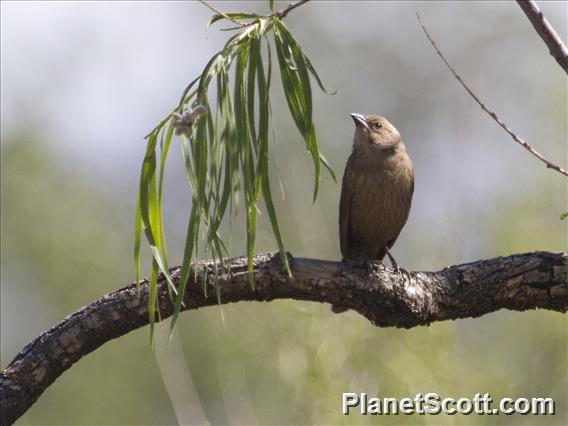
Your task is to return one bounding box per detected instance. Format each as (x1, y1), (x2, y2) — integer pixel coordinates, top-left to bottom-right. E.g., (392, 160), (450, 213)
(350, 113), (401, 152)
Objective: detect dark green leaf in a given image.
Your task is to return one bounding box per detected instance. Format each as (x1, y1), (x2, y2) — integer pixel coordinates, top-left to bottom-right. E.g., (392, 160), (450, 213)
(170, 205), (199, 335)
(256, 39), (291, 276)
(139, 14), (337, 340)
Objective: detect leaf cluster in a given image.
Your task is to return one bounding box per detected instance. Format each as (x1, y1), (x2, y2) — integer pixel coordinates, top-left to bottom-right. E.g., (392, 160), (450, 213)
(134, 10), (335, 338)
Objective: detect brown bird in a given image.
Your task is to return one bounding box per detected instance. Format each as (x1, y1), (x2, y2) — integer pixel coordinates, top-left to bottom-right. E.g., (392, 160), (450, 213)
(338, 113), (414, 276)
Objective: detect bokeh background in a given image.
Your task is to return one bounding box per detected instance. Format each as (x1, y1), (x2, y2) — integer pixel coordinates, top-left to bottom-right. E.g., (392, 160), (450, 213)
(1, 1), (566, 425)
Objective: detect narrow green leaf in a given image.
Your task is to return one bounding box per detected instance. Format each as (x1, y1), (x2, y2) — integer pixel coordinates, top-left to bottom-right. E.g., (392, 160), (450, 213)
(170, 205), (199, 335)
(197, 51), (225, 98)
(246, 203), (257, 288)
(232, 40), (260, 288)
(178, 76), (201, 109)
(208, 12), (258, 28)
(180, 137), (197, 190)
(139, 133), (178, 296)
(258, 17), (270, 36)
(307, 130), (321, 202)
(158, 123), (175, 266)
(274, 24), (319, 199)
(234, 43), (251, 153)
(303, 54), (336, 95)
(237, 21), (261, 43)
(193, 106), (209, 204)
(319, 153), (337, 182)
(247, 38), (258, 145)
(139, 135), (160, 250)
(256, 34), (291, 276)
(273, 20), (336, 198)
(148, 261), (159, 344)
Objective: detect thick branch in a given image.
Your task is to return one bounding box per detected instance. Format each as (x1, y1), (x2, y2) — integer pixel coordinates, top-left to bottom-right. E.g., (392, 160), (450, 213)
(516, 0), (568, 74)
(1, 251), (566, 425)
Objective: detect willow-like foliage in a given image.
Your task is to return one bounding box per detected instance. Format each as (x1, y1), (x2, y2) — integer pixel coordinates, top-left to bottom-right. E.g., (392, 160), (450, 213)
(135, 9), (335, 339)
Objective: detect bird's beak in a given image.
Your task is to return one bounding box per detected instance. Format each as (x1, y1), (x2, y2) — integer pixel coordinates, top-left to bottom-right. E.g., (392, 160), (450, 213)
(350, 113), (369, 129)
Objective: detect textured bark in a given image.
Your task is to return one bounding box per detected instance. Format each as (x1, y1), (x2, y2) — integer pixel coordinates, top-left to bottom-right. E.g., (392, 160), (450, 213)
(1, 251), (566, 425)
(516, 0), (568, 74)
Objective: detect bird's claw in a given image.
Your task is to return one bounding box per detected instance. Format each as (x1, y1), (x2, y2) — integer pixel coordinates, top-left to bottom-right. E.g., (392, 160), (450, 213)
(393, 265), (412, 284)
(342, 258), (385, 275)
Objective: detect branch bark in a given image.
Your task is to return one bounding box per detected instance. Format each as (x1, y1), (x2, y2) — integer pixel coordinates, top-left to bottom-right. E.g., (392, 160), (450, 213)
(1, 251), (566, 425)
(516, 0), (568, 74)
(275, 0), (310, 18)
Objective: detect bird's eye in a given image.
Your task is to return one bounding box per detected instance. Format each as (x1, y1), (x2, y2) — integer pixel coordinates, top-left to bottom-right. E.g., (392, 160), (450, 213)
(371, 122), (382, 129)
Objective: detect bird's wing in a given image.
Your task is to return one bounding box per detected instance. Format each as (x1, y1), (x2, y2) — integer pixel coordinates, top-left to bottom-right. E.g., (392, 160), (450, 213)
(339, 161), (354, 260)
(383, 165), (414, 257)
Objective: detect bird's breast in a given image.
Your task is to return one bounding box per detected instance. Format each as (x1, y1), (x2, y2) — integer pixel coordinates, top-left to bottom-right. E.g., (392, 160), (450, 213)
(347, 152), (413, 253)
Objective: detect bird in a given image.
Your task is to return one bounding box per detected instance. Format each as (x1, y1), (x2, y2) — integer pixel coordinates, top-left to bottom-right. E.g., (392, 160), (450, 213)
(334, 113), (414, 313)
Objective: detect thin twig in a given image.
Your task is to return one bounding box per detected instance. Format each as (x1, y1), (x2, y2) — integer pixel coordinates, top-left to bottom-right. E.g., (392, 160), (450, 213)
(199, 0), (246, 28)
(516, 0), (568, 74)
(275, 0), (311, 19)
(417, 13), (568, 178)
(206, 0), (311, 31)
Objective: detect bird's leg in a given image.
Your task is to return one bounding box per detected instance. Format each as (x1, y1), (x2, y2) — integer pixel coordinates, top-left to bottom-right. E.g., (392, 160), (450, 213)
(384, 247), (411, 283)
(363, 252), (387, 271)
(361, 253), (371, 269)
(384, 246), (399, 271)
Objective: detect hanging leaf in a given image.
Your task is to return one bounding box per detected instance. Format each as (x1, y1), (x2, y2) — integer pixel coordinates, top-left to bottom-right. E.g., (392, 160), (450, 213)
(136, 5), (334, 340)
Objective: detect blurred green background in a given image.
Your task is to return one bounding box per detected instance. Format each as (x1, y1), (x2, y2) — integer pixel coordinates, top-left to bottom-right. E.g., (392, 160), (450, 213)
(1, 1), (566, 425)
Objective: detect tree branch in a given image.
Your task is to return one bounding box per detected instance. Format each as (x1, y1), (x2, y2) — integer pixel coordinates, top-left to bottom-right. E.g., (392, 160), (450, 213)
(1, 251), (566, 424)
(417, 13), (568, 178)
(516, 0), (568, 74)
(274, 0), (310, 19)
(204, 0), (311, 31)
(199, 0), (247, 28)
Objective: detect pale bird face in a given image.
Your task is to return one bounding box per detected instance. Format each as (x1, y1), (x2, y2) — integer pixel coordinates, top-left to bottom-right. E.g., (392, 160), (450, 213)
(351, 113), (401, 149)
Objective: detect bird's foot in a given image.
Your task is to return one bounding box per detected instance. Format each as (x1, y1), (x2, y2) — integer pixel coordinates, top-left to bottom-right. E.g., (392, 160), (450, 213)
(342, 258), (385, 281)
(393, 265), (412, 284)
(383, 247), (409, 280)
(369, 260), (388, 273)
